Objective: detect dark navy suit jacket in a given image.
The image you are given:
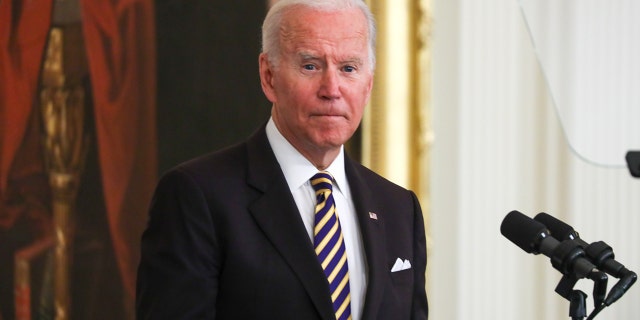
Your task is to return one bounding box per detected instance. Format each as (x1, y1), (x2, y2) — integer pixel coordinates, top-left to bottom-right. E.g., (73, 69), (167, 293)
(136, 125), (428, 319)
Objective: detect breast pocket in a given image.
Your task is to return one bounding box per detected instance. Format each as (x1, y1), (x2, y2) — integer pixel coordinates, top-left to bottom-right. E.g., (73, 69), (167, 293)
(390, 268), (413, 286)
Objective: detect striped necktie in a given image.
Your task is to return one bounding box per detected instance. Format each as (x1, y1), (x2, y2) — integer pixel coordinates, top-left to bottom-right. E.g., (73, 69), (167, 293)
(310, 171), (352, 320)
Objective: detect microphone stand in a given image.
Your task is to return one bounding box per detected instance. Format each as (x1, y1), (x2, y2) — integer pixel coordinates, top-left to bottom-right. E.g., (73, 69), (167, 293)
(586, 271), (638, 320)
(554, 270), (607, 320)
(550, 239), (609, 320)
(567, 289), (587, 320)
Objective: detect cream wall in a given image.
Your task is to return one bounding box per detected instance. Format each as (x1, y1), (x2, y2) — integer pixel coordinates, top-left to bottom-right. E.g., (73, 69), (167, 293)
(429, 0), (640, 319)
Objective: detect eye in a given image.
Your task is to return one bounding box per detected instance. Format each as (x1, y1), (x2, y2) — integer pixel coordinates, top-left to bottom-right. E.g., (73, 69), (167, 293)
(303, 64), (317, 71)
(343, 65), (356, 73)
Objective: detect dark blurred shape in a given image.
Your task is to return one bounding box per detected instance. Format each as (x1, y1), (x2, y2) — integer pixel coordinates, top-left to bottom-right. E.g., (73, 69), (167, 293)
(155, 0), (271, 173)
(626, 151), (640, 178)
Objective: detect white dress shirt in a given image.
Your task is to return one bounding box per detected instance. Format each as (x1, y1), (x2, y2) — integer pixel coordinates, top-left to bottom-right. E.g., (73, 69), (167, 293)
(265, 118), (367, 320)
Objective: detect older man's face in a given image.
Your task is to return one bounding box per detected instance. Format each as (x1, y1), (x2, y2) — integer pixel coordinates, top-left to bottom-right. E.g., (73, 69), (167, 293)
(260, 6), (373, 160)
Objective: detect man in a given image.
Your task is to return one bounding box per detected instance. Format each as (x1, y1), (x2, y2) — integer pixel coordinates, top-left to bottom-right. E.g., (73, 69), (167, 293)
(136, 0), (428, 319)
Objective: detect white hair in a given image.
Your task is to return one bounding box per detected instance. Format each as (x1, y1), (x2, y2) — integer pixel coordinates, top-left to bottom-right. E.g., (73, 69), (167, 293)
(261, 0), (377, 70)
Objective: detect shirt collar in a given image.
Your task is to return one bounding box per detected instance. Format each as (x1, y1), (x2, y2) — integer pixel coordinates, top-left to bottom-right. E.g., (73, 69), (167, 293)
(265, 117), (348, 196)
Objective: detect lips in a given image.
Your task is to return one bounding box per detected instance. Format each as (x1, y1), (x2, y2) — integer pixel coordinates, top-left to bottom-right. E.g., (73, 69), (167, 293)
(310, 114), (348, 123)
(310, 110), (347, 118)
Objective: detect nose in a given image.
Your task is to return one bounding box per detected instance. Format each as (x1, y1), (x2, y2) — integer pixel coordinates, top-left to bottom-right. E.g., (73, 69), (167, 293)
(318, 69), (341, 100)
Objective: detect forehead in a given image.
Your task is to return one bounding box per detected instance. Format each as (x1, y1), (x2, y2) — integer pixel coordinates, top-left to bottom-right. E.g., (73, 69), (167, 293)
(279, 6), (369, 56)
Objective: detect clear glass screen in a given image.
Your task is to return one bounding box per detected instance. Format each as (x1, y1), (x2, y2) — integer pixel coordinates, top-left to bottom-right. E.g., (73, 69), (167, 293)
(518, 0), (640, 167)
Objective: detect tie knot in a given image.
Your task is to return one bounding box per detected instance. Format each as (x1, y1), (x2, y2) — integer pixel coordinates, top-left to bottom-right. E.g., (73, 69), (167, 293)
(310, 171), (334, 192)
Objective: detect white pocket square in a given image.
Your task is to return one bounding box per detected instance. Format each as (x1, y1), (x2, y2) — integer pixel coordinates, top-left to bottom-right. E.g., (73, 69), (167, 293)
(390, 258), (412, 272)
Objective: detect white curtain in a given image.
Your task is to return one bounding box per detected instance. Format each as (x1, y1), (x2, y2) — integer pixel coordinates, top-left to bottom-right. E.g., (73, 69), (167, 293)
(428, 0), (640, 319)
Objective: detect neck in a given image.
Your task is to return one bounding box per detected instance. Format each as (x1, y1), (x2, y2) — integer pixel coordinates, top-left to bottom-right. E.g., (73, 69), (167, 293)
(303, 148), (340, 171)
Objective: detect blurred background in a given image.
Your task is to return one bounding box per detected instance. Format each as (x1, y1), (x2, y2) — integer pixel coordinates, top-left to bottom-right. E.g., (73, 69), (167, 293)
(1, 0), (639, 319)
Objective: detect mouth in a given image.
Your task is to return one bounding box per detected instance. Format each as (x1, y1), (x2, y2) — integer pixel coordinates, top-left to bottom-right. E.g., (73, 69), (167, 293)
(310, 113), (346, 119)
(310, 114), (348, 124)
(313, 114), (341, 117)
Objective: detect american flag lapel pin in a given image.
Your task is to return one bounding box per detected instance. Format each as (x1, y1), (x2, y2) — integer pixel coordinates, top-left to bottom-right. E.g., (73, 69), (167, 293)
(369, 212), (378, 220)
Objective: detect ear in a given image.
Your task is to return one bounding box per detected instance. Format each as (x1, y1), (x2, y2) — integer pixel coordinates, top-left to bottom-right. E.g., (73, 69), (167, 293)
(364, 73), (374, 103)
(259, 53), (277, 103)
(366, 73), (374, 94)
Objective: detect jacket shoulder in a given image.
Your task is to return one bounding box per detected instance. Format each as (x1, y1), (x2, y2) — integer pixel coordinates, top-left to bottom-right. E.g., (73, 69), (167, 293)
(162, 142), (248, 184)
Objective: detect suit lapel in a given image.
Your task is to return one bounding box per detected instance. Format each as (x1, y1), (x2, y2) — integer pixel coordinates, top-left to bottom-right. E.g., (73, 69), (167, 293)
(345, 157), (387, 319)
(244, 127), (335, 320)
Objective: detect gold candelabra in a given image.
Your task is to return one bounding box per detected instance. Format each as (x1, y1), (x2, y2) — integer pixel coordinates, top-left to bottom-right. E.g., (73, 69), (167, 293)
(39, 25), (89, 320)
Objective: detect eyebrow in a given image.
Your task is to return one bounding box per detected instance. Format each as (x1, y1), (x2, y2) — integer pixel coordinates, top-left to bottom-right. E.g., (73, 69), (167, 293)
(342, 57), (365, 66)
(297, 52), (365, 66)
(298, 52), (319, 61)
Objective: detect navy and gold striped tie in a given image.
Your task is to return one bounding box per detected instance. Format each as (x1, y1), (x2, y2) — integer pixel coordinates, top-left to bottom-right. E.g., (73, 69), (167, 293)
(310, 171), (352, 320)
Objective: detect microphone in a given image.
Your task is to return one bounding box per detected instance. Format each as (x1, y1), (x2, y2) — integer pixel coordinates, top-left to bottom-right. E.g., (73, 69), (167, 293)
(534, 212), (637, 306)
(500, 210), (598, 279)
(534, 212), (631, 278)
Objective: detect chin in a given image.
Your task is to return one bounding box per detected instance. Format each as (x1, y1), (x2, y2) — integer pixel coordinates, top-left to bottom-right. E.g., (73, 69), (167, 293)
(306, 128), (354, 147)
(312, 137), (349, 150)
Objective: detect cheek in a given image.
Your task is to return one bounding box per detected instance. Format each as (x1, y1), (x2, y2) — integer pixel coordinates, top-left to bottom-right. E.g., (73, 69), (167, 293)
(346, 88), (369, 115)
(280, 85), (316, 111)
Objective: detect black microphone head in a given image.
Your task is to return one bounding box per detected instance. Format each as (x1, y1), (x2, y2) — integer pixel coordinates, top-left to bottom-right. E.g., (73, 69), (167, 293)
(501, 210), (549, 254)
(534, 212), (579, 241)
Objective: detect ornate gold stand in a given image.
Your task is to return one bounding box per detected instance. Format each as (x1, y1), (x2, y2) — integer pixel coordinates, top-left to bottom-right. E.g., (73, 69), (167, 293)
(39, 25), (89, 320)
(14, 236), (55, 319)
